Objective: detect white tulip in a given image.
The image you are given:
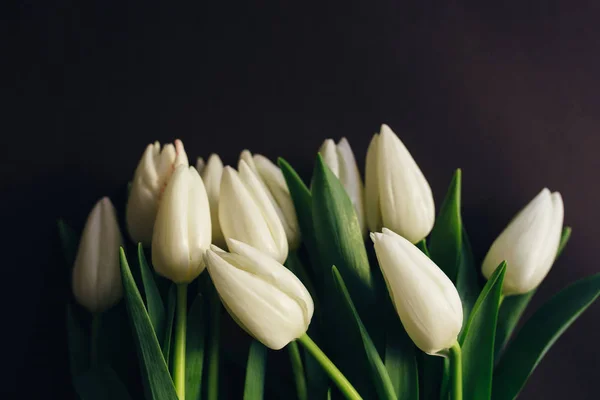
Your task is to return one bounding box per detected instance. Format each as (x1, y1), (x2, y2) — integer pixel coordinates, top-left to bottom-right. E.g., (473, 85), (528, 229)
(196, 157), (205, 175)
(126, 140), (189, 246)
(319, 138), (366, 236)
(152, 165), (212, 283)
(72, 197), (123, 313)
(219, 161), (289, 263)
(482, 188), (564, 295)
(371, 228), (463, 355)
(200, 154), (225, 248)
(205, 239), (314, 350)
(365, 124), (435, 243)
(239, 151), (300, 250)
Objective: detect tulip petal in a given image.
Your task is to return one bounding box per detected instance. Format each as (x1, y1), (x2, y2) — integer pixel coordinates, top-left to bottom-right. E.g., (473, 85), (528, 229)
(205, 248), (310, 350)
(372, 229), (462, 355)
(336, 137), (366, 236)
(201, 154), (225, 248)
(377, 125), (434, 243)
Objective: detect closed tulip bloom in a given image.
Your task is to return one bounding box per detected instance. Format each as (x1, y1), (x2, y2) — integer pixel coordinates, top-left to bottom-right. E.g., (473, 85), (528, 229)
(152, 165), (212, 283)
(365, 124), (435, 243)
(126, 140), (189, 246)
(200, 154), (225, 248)
(219, 161), (289, 263)
(72, 197), (123, 313)
(205, 239), (314, 350)
(319, 138), (366, 236)
(482, 188), (564, 295)
(196, 157), (205, 175)
(371, 228), (463, 355)
(240, 151), (301, 250)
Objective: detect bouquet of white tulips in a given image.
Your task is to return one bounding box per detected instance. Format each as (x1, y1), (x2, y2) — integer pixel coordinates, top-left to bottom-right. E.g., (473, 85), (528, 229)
(60, 126), (599, 400)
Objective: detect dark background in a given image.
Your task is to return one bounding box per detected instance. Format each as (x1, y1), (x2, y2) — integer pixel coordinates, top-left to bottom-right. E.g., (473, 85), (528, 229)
(4, 1), (600, 398)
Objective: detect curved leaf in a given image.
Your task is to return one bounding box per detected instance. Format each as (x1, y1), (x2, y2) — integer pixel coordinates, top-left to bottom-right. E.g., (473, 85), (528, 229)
(460, 262), (506, 400)
(429, 169), (462, 282)
(163, 284), (176, 367)
(119, 248), (178, 400)
(332, 266), (397, 400)
(493, 273), (600, 400)
(384, 320), (418, 400)
(243, 340), (268, 400)
(138, 243), (166, 343)
(312, 155), (374, 307)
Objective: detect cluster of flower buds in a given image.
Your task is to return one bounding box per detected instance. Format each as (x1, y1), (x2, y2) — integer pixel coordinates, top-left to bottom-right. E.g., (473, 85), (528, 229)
(71, 127), (565, 355)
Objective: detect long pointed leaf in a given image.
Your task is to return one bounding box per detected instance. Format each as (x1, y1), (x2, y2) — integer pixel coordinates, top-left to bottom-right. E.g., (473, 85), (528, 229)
(163, 284), (176, 367)
(119, 248), (178, 400)
(278, 158), (321, 284)
(428, 169), (462, 282)
(312, 155), (375, 307)
(493, 273), (600, 400)
(73, 366), (132, 400)
(493, 226), (572, 361)
(243, 340), (268, 400)
(384, 323), (418, 400)
(138, 243), (166, 342)
(186, 294), (206, 400)
(459, 262), (506, 400)
(332, 266), (397, 400)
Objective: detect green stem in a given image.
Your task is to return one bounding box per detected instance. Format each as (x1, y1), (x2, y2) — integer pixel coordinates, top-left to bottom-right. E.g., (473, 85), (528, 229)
(90, 313), (101, 367)
(174, 284), (188, 399)
(207, 282), (221, 400)
(288, 341), (308, 400)
(297, 334), (362, 400)
(449, 342), (463, 400)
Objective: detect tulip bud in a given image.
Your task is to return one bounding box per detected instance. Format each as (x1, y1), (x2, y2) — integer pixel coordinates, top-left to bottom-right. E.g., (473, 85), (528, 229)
(205, 239), (314, 350)
(371, 228), (463, 355)
(482, 188), (564, 295)
(239, 151), (300, 250)
(152, 165), (212, 283)
(72, 197), (123, 313)
(126, 140), (189, 246)
(196, 157), (205, 175)
(219, 161), (289, 263)
(200, 154), (225, 248)
(319, 138), (366, 236)
(365, 124), (435, 243)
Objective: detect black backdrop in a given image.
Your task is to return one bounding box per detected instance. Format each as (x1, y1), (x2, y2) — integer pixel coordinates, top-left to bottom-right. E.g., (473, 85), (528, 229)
(4, 2), (600, 399)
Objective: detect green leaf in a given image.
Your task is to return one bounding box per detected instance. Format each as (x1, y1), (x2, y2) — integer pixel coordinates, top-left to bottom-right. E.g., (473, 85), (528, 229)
(312, 155), (375, 308)
(243, 340), (268, 400)
(493, 273), (600, 400)
(493, 226), (572, 361)
(429, 170), (480, 330)
(163, 284), (176, 366)
(119, 248), (178, 400)
(58, 219), (79, 268)
(73, 366), (132, 400)
(66, 304), (89, 379)
(186, 294), (206, 400)
(138, 243), (166, 343)
(332, 266), (397, 400)
(459, 262), (506, 400)
(428, 169), (462, 282)
(384, 324), (419, 400)
(456, 230), (481, 334)
(278, 158), (321, 286)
